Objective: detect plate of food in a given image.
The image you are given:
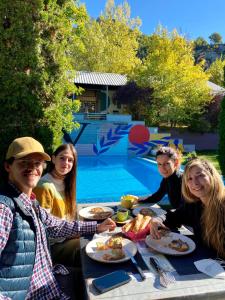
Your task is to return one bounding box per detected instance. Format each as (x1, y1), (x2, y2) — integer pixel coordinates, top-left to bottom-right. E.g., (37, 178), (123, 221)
(86, 235), (137, 263)
(79, 206), (114, 220)
(145, 232), (196, 256)
(111, 214), (134, 225)
(132, 206), (166, 217)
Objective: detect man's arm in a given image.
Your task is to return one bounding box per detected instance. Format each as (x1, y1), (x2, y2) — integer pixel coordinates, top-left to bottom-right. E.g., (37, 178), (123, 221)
(39, 206), (116, 238)
(39, 206), (97, 238)
(0, 204), (13, 300)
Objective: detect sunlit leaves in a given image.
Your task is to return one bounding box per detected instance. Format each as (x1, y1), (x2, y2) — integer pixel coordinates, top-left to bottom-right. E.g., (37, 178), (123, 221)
(133, 27), (211, 127)
(206, 58), (225, 86)
(73, 0), (141, 74)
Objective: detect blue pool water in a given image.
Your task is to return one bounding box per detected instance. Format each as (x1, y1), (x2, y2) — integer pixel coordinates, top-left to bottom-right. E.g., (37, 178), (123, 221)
(77, 156), (167, 204)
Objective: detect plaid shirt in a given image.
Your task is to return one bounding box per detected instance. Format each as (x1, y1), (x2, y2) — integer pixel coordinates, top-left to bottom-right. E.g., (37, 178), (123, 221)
(0, 187), (97, 300)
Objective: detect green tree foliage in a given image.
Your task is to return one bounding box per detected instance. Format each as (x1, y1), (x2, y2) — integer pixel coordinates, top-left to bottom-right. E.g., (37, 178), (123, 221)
(206, 58), (225, 86)
(132, 27), (211, 127)
(113, 81), (154, 121)
(73, 0), (141, 74)
(209, 32), (223, 44)
(194, 36), (208, 48)
(0, 0), (83, 162)
(137, 34), (152, 61)
(218, 95), (225, 175)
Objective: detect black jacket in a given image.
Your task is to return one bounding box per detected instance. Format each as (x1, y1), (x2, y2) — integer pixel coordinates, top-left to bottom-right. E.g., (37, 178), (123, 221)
(142, 170), (183, 209)
(164, 201), (204, 241)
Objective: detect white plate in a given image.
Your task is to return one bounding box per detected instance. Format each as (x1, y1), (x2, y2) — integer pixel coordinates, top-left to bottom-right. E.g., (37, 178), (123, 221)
(111, 214), (134, 224)
(145, 232), (196, 256)
(86, 236), (137, 263)
(132, 205), (166, 217)
(79, 206), (114, 220)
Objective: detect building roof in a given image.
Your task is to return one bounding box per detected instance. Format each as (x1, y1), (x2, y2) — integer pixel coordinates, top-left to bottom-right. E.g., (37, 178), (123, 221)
(74, 71), (127, 86)
(207, 81), (225, 95)
(74, 71), (225, 95)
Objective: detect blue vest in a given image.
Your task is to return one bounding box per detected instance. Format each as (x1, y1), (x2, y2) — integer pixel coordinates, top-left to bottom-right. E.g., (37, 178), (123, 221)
(0, 189), (36, 300)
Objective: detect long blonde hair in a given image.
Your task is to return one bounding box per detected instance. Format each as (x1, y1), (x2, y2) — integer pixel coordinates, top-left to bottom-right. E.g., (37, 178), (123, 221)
(182, 158), (225, 257)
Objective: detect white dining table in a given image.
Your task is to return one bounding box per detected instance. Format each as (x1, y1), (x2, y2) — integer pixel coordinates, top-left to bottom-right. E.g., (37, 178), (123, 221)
(78, 202), (225, 300)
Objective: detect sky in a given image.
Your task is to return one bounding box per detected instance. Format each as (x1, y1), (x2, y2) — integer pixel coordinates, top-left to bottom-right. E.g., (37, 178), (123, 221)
(80, 0), (225, 42)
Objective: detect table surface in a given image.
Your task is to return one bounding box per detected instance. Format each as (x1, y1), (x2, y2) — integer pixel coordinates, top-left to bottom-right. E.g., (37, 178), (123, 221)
(78, 202), (225, 300)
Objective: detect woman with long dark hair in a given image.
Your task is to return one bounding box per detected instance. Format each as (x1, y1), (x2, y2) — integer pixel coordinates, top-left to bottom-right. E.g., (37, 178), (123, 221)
(34, 143), (79, 265)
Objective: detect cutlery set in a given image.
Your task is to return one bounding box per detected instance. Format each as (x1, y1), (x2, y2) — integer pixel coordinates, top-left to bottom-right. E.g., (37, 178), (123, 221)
(150, 257), (175, 287)
(126, 244), (175, 286)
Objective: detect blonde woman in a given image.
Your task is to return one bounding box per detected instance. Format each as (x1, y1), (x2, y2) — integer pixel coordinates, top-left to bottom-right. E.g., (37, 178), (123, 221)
(150, 158), (225, 258)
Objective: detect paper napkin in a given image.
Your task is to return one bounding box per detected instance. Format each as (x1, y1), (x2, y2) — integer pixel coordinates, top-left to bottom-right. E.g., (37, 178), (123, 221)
(194, 259), (225, 279)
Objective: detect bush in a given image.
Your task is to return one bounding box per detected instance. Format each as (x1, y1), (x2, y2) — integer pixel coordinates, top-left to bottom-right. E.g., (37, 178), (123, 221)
(189, 118), (211, 133)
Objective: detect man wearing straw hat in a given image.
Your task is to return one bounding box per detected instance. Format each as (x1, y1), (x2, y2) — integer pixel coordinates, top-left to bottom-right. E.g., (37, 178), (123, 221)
(0, 137), (115, 300)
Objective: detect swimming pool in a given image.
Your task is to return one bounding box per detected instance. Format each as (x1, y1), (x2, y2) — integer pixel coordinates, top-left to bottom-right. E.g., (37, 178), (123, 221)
(77, 156), (168, 204)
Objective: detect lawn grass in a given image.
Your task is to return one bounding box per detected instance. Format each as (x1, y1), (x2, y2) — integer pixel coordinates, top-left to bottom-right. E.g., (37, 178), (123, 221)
(182, 150), (221, 174)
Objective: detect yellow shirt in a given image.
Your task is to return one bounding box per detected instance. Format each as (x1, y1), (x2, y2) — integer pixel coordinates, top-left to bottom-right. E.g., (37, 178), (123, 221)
(34, 173), (70, 220)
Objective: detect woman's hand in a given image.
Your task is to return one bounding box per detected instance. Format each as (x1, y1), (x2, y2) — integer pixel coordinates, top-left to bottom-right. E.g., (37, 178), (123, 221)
(149, 217), (168, 239)
(97, 218), (116, 233)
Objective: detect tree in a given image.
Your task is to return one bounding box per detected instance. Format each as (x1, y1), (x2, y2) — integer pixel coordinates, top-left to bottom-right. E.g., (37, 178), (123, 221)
(137, 34), (152, 61)
(73, 0), (141, 74)
(218, 95), (225, 175)
(194, 36), (208, 48)
(206, 58), (225, 86)
(0, 0), (84, 162)
(132, 26), (211, 127)
(113, 81), (154, 121)
(209, 32), (223, 44)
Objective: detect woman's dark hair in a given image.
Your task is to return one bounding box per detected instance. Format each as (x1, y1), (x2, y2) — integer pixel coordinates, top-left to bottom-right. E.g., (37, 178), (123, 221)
(49, 144), (77, 219)
(156, 146), (181, 162)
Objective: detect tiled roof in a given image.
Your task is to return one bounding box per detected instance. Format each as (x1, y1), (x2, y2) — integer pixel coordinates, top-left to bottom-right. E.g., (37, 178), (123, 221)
(74, 72), (225, 95)
(74, 71), (127, 86)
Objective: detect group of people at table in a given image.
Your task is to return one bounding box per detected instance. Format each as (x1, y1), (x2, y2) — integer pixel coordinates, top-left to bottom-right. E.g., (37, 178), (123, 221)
(0, 136), (225, 299)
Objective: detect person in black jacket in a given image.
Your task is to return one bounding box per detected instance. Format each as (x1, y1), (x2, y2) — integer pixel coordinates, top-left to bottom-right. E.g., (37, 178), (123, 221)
(150, 158), (225, 258)
(138, 146), (183, 209)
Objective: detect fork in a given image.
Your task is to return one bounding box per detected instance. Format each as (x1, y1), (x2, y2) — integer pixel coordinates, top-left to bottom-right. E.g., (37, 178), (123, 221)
(150, 257), (175, 287)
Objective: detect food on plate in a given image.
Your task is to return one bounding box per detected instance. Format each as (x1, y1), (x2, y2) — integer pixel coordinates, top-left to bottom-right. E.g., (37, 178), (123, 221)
(96, 235), (123, 251)
(123, 214), (151, 233)
(106, 236), (123, 249)
(139, 208), (156, 217)
(102, 249), (125, 261)
(96, 242), (109, 251)
(158, 228), (170, 237)
(90, 207), (104, 214)
(168, 239), (189, 252)
(92, 211), (112, 219)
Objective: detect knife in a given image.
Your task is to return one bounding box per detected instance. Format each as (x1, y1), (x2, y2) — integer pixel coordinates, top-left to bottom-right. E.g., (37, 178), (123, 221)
(124, 248), (146, 281)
